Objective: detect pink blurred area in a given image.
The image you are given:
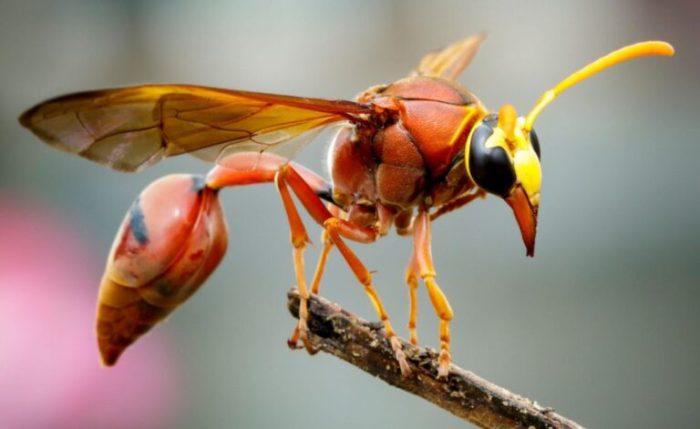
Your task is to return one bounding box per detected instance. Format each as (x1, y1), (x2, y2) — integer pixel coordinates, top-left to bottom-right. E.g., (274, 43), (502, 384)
(0, 196), (183, 429)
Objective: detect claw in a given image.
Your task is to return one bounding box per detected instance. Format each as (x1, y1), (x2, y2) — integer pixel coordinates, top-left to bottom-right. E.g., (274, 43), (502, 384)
(287, 326), (302, 349)
(288, 318), (318, 354)
(437, 348), (451, 379)
(389, 336), (412, 377)
(409, 331), (418, 346)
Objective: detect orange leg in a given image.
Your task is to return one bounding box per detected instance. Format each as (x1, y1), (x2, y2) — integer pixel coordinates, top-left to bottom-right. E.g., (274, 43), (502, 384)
(323, 218), (411, 376)
(294, 205), (337, 341)
(405, 250), (420, 345)
(287, 229), (333, 349)
(277, 167), (410, 374)
(275, 166), (343, 353)
(207, 152), (332, 354)
(310, 229), (333, 295)
(207, 153), (410, 374)
(274, 170), (318, 354)
(430, 188), (485, 221)
(414, 209), (454, 378)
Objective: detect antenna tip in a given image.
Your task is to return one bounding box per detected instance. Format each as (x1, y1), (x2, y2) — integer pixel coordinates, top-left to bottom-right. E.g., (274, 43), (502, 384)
(641, 41), (675, 57)
(661, 42), (675, 56)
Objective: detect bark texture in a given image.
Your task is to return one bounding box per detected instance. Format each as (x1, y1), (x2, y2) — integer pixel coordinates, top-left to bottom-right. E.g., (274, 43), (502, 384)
(287, 289), (584, 429)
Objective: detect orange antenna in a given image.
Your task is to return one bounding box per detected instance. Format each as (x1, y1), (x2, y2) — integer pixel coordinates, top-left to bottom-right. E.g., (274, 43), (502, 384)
(498, 104), (517, 143)
(523, 41), (674, 132)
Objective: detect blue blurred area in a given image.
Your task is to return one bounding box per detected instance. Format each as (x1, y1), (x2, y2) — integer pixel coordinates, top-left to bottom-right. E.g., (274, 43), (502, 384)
(1, 1), (698, 427)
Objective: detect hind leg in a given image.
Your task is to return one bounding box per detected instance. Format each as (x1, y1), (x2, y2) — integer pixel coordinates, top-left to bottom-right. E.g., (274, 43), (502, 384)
(207, 153), (331, 354)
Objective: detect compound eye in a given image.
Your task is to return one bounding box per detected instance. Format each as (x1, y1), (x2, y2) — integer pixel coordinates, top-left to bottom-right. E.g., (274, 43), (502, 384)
(529, 128), (541, 158)
(467, 115), (516, 197)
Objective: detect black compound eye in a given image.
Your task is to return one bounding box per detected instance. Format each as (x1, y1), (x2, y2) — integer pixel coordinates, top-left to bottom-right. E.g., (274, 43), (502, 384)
(529, 128), (541, 159)
(467, 115), (516, 197)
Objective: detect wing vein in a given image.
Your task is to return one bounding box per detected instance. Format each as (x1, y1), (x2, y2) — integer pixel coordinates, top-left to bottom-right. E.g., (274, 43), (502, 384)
(20, 84), (370, 171)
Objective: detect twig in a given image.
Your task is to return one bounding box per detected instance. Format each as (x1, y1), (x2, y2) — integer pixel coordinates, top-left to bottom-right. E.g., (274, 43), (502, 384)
(287, 289), (585, 429)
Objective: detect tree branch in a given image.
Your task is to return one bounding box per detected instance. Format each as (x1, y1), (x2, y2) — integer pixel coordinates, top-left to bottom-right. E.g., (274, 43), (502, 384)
(287, 289), (585, 429)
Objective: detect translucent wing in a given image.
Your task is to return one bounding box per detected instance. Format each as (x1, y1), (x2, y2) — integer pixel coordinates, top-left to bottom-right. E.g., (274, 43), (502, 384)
(20, 85), (372, 172)
(413, 34), (486, 80)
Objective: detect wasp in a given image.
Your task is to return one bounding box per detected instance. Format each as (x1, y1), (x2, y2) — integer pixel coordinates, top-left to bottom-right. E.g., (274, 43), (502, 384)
(20, 36), (673, 377)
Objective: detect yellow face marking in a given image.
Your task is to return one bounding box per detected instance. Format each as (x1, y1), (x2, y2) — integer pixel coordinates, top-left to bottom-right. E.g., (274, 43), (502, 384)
(483, 117), (542, 205)
(513, 147), (541, 206)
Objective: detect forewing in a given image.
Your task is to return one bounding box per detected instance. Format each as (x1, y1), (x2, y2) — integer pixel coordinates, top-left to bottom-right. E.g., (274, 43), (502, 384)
(20, 85), (371, 172)
(414, 34), (486, 81)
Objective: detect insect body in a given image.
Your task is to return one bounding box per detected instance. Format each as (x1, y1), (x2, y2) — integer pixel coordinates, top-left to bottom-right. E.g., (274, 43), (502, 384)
(20, 36), (673, 377)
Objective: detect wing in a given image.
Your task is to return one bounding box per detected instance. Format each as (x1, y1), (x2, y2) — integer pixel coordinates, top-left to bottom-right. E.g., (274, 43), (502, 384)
(19, 85), (372, 172)
(413, 34), (486, 81)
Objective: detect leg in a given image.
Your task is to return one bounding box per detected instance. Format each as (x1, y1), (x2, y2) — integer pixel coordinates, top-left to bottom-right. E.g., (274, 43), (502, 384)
(209, 153), (411, 374)
(414, 209), (454, 378)
(207, 152), (333, 353)
(310, 229), (333, 295)
(275, 171), (317, 354)
(291, 203), (338, 340)
(324, 218), (411, 376)
(405, 250), (420, 345)
(287, 228), (333, 347)
(430, 188), (485, 221)
(273, 166), (409, 371)
(279, 170), (410, 374)
(278, 175), (410, 375)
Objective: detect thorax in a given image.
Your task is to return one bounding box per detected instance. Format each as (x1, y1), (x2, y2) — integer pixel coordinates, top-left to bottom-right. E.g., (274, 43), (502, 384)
(327, 76), (487, 232)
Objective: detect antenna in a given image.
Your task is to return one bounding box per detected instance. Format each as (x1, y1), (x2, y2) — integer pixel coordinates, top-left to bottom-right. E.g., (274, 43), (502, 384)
(523, 41), (674, 132)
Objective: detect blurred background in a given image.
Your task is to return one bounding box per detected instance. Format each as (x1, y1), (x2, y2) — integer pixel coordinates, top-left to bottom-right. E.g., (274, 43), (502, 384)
(1, 0), (698, 427)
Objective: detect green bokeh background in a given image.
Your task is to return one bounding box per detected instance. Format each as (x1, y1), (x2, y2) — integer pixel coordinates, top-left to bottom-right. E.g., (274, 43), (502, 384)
(1, 1), (699, 427)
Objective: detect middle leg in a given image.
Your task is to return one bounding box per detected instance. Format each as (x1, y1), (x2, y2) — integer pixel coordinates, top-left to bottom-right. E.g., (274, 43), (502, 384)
(323, 218), (411, 376)
(405, 250), (420, 345)
(208, 153), (411, 374)
(414, 209), (454, 378)
(275, 165), (410, 376)
(287, 228), (334, 347)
